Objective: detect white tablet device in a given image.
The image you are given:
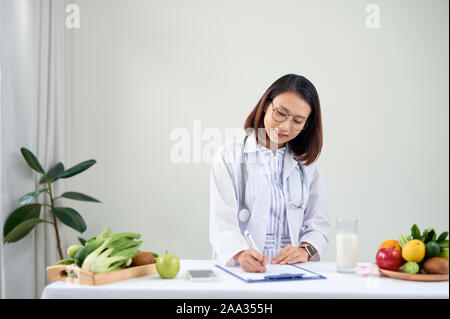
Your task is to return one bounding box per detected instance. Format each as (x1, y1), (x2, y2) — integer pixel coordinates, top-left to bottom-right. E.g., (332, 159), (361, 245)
(186, 269), (219, 282)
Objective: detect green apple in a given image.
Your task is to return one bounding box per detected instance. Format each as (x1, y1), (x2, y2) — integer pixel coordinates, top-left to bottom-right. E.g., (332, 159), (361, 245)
(156, 252), (180, 279)
(440, 248), (449, 261)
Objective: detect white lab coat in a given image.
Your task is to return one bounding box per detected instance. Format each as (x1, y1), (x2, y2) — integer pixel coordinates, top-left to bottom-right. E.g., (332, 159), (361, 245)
(209, 131), (331, 267)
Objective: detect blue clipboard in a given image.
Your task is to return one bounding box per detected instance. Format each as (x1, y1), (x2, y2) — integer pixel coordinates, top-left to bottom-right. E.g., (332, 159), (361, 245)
(215, 264), (327, 283)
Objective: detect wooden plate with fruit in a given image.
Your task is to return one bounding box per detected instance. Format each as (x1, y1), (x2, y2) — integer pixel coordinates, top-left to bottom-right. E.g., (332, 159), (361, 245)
(376, 225), (449, 282)
(379, 268), (448, 282)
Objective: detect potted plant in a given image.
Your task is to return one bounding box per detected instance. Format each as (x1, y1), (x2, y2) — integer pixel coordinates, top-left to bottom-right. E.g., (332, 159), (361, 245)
(2, 147), (100, 260)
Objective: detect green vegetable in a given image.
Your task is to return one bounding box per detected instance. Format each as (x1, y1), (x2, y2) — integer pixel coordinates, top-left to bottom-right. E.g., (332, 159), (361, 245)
(85, 237), (97, 245)
(81, 227), (111, 247)
(403, 261), (420, 274)
(73, 227), (114, 266)
(398, 234), (411, 248)
(97, 227), (112, 240)
(437, 232), (449, 242)
(81, 232), (142, 274)
(54, 259), (75, 265)
(437, 232), (449, 249)
(67, 244), (83, 259)
(438, 240), (449, 249)
(426, 241), (441, 258)
(440, 248), (449, 260)
(74, 239), (104, 267)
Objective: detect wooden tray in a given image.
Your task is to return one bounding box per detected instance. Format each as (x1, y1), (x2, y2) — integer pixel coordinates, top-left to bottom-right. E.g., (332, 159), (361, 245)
(46, 263), (157, 285)
(379, 268), (449, 282)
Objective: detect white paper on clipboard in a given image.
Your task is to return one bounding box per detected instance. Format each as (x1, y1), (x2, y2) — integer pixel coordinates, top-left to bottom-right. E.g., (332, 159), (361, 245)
(215, 263), (324, 282)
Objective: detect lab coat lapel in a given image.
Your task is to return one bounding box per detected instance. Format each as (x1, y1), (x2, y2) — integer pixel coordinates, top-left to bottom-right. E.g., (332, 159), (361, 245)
(284, 143), (301, 247)
(283, 143), (298, 183)
(243, 131), (257, 153)
(242, 131), (269, 250)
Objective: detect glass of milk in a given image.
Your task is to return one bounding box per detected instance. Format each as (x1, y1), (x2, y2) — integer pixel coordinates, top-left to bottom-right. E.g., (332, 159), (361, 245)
(336, 217), (358, 273)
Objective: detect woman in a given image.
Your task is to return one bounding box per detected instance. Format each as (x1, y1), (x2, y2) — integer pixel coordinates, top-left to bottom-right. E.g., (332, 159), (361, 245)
(209, 74), (330, 273)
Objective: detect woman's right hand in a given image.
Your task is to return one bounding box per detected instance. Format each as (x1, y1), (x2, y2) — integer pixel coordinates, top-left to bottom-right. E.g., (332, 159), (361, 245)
(233, 249), (269, 272)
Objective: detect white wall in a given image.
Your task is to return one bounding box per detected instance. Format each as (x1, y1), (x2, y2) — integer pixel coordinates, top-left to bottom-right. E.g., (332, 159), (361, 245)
(69, 0), (449, 263)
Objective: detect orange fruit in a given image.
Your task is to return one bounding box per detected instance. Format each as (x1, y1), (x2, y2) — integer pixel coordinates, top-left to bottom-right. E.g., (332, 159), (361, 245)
(378, 240), (401, 252)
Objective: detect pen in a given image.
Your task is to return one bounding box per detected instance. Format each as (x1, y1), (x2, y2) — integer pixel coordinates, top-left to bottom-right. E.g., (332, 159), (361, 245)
(244, 230), (265, 270)
(244, 230), (259, 252)
(244, 230), (264, 258)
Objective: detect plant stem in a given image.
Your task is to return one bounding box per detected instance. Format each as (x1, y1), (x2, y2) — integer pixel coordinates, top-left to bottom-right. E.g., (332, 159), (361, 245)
(47, 182), (63, 260)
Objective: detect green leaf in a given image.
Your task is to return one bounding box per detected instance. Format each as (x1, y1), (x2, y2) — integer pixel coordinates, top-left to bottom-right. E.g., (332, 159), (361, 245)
(3, 218), (50, 243)
(20, 148), (45, 174)
(429, 231), (436, 242)
(56, 160), (96, 179)
(422, 228), (436, 243)
(438, 240), (449, 249)
(3, 204), (42, 238)
(54, 259), (75, 265)
(437, 232), (449, 242)
(97, 227), (112, 240)
(19, 188), (48, 205)
(411, 224), (421, 240)
(78, 237), (87, 246)
(149, 251), (159, 258)
(60, 192), (101, 203)
(52, 207), (87, 233)
(85, 236), (97, 245)
(39, 162), (64, 184)
(398, 234), (410, 248)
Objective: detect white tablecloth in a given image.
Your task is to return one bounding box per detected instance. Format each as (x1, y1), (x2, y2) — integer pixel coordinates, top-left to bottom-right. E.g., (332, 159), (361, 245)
(41, 259), (449, 299)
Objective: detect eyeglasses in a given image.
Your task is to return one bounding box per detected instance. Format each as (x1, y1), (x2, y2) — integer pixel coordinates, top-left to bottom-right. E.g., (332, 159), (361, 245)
(271, 102), (308, 131)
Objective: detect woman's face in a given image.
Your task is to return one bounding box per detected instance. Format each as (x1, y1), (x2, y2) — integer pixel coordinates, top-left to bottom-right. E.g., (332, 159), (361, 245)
(263, 91), (312, 148)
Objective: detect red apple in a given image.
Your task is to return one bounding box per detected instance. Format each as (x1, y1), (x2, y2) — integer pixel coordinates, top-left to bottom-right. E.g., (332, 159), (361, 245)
(376, 248), (402, 271)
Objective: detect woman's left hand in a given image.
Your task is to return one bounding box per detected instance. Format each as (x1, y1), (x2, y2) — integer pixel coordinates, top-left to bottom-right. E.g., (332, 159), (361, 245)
(271, 244), (309, 264)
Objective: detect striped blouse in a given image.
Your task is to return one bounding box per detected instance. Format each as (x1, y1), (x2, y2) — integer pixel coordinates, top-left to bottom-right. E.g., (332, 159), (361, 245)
(256, 142), (291, 261)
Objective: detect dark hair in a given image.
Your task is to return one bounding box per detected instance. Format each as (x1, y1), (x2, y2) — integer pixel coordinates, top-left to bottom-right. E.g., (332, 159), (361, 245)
(244, 74), (323, 166)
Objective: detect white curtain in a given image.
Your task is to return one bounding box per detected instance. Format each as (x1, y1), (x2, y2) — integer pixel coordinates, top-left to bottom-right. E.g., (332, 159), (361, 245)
(0, 0), (73, 298)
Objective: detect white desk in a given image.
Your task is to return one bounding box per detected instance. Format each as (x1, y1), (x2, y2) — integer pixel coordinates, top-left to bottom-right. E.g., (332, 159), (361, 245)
(41, 259), (449, 299)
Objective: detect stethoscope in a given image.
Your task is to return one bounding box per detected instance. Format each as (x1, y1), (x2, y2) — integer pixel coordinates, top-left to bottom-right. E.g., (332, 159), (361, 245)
(238, 135), (306, 223)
